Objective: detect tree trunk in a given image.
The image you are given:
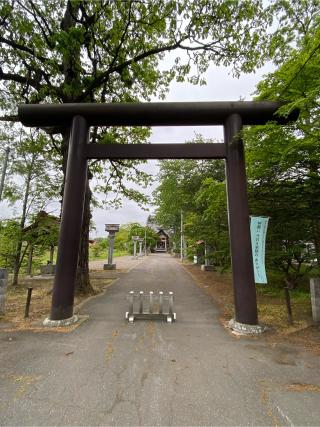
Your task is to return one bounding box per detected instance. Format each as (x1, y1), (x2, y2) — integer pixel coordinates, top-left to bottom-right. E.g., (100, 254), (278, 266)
(75, 178), (94, 295)
(27, 244), (33, 275)
(58, 3), (94, 295)
(12, 241), (23, 286)
(12, 156), (35, 286)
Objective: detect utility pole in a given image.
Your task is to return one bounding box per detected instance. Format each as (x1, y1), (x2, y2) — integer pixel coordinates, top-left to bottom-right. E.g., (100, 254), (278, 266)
(0, 146), (10, 201)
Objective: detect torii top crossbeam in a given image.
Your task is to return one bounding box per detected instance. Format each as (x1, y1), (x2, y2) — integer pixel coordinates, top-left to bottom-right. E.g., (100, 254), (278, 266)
(18, 101), (298, 127)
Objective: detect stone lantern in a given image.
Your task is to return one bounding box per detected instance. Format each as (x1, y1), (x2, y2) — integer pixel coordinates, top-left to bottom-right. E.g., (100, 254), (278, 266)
(138, 237), (144, 257)
(201, 242), (214, 271)
(103, 224), (120, 270)
(132, 235), (140, 259)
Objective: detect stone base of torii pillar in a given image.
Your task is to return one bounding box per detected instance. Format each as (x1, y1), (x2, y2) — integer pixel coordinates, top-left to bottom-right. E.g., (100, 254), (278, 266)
(103, 263), (116, 270)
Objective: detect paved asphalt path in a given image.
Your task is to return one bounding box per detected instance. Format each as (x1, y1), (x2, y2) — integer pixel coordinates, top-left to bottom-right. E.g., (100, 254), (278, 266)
(1, 254), (320, 426)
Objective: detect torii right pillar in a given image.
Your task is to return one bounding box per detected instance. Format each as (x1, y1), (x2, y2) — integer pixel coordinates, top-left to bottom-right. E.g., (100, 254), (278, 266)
(224, 114), (264, 334)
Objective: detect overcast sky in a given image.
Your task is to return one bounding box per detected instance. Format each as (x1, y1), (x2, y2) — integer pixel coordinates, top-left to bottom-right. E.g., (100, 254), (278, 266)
(0, 58), (274, 237)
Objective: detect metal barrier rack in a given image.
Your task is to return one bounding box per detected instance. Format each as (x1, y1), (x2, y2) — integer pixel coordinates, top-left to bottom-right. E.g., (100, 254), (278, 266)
(125, 291), (176, 323)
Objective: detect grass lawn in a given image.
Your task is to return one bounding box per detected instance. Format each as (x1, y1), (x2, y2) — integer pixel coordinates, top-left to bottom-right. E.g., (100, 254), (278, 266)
(89, 249), (128, 261)
(0, 248), (129, 329)
(0, 275), (113, 330)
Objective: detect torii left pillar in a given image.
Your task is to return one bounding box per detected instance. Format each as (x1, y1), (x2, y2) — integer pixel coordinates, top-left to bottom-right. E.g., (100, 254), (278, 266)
(44, 116), (88, 325)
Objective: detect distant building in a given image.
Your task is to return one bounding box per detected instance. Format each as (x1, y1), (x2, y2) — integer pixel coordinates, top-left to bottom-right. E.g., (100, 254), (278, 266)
(155, 229), (169, 252)
(147, 217), (170, 253)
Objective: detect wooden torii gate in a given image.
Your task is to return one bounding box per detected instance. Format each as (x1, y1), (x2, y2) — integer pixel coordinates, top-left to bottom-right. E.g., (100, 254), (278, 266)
(18, 101), (298, 330)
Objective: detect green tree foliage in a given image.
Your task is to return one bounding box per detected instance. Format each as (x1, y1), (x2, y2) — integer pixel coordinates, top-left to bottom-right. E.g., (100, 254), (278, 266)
(245, 124), (319, 287)
(192, 178), (229, 270)
(0, 215), (60, 276)
(154, 1), (320, 286)
(0, 0), (281, 293)
(90, 238), (108, 260)
(90, 226), (131, 259)
(267, 0), (320, 64)
(90, 223), (158, 259)
(0, 128), (61, 284)
(154, 136), (225, 226)
(243, 10), (320, 287)
(0, 219), (22, 270)
(154, 136), (229, 267)
(125, 223), (158, 253)
(23, 211), (60, 250)
(2, 128), (61, 211)
(0, 0), (273, 113)
(113, 226), (130, 254)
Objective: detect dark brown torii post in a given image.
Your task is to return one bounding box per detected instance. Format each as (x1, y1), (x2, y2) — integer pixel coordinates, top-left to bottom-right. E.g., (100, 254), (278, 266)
(51, 116), (89, 320)
(18, 101), (298, 326)
(224, 114), (257, 325)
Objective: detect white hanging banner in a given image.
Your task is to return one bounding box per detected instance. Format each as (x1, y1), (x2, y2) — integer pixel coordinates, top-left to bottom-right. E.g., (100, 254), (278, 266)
(250, 216), (269, 284)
